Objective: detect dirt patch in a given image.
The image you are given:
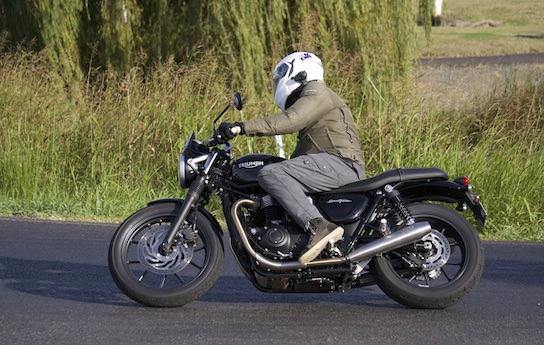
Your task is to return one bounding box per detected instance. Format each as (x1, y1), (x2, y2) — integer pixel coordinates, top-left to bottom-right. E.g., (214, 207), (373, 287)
(413, 62), (544, 109)
(447, 19), (503, 28)
(517, 33), (544, 39)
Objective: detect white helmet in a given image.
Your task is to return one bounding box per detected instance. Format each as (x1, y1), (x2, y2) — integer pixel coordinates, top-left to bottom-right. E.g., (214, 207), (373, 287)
(272, 52), (324, 111)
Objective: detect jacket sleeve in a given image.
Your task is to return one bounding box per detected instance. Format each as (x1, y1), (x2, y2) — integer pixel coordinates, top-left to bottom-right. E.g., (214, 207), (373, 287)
(243, 83), (331, 136)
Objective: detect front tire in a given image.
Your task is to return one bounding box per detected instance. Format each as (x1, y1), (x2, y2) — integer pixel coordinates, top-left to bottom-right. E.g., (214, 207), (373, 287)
(108, 202), (224, 307)
(371, 203), (484, 309)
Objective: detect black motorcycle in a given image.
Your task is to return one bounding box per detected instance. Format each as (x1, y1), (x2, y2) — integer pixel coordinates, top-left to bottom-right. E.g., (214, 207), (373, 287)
(108, 93), (486, 309)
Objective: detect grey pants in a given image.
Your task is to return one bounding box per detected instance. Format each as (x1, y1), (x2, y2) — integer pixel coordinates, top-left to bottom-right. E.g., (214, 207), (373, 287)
(257, 152), (365, 228)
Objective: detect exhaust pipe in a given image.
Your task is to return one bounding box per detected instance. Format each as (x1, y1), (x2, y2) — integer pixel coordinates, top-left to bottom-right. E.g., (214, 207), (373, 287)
(230, 199), (431, 271)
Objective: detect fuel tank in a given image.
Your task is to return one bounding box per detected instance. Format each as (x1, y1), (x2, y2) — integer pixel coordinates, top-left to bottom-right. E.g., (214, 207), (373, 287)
(231, 154), (285, 185)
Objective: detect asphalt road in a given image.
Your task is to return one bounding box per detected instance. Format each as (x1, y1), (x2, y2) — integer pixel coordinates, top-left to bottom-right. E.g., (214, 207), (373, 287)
(420, 52), (544, 66)
(1, 216), (543, 345)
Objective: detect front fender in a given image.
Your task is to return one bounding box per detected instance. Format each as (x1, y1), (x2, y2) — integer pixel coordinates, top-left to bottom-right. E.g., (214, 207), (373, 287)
(147, 198), (225, 244)
(398, 180), (487, 227)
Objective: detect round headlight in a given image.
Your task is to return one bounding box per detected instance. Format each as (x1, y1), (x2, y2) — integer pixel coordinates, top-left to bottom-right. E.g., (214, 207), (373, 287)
(178, 153), (196, 188)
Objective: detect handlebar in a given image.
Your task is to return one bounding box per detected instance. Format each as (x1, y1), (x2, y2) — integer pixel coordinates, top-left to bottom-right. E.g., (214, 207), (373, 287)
(201, 125), (242, 147)
(201, 137), (216, 147)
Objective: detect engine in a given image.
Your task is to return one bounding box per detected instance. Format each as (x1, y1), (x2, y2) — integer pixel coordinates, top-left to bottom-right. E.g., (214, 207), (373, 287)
(245, 195), (308, 258)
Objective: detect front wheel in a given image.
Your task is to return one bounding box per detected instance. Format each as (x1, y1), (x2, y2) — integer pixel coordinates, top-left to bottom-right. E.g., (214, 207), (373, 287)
(371, 203), (484, 309)
(108, 202), (224, 307)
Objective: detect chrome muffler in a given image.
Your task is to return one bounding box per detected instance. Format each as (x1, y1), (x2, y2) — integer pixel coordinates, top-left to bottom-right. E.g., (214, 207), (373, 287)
(230, 199), (432, 271)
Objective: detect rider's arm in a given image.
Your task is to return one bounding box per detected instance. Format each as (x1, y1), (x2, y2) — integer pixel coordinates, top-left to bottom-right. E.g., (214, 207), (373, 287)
(243, 82), (331, 136)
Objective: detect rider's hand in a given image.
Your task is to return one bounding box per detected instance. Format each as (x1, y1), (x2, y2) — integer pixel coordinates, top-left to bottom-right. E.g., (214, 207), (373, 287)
(218, 122), (245, 140)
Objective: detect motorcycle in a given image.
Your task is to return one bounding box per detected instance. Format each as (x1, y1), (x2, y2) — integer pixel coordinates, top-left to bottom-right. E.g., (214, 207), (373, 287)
(108, 92), (486, 309)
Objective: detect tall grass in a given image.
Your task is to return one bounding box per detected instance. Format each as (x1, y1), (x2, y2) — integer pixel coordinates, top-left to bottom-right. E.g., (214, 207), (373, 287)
(1, 29), (543, 241)
(0, 45), (231, 220)
(1, 1), (428, 113)
(359, 76), (544, 241)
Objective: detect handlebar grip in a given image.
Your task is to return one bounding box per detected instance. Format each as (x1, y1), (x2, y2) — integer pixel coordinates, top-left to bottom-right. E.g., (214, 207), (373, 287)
(230, 126), (241, 135)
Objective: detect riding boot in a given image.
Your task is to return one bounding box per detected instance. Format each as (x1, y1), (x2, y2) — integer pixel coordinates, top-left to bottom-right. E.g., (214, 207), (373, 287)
(299, 218), (343, 264)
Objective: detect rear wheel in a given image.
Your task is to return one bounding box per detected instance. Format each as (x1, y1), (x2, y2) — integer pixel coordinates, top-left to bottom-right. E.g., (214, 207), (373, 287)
(108, 202), (224, 307)
(371, 203), (484, 309)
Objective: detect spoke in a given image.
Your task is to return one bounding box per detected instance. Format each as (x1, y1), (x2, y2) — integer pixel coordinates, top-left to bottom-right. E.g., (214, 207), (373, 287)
(139, 270), (148, 282)
(423, 273), (431, 286)
(440, 267), (454, 281)
(160, 275), (167, 288)
(128, 260), (140, 265)
(445, 262), (462, 267)
(190, 261), (203, 270)
(174, 273), (186, 284)
(194, 246), (205, 253)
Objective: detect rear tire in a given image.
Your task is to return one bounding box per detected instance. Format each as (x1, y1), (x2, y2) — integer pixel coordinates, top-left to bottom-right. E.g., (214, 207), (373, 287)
(108, 202), (224, 307)
(371, 203), (484, 309)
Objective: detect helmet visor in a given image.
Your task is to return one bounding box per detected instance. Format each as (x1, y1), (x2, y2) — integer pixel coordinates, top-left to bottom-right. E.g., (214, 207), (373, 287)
(272, 63), (290, 96)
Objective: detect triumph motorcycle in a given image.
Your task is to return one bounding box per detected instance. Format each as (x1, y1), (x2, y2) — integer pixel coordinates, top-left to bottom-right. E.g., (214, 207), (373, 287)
(108, 92), (487, 309)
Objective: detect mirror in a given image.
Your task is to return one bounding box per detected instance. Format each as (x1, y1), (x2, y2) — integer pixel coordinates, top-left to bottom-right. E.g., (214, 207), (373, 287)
(233, 92), (243, 111)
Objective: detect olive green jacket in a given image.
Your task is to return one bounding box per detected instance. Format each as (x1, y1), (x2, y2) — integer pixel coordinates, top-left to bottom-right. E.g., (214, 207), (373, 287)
(243, 81), (365, 167)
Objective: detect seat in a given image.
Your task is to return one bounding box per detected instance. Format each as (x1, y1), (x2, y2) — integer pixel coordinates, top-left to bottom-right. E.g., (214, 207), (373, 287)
(323, 168), (448, 194)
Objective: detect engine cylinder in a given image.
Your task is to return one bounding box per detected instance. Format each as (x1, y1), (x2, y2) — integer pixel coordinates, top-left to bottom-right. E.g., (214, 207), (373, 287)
(260, 195), (284, 223)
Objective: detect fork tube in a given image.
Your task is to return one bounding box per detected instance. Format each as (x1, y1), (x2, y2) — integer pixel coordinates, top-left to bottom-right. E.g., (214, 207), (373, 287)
(159, 176), (207, 256)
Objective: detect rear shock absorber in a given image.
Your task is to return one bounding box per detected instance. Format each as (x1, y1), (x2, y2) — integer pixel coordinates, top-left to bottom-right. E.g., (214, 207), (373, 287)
(384, 184), (415, 226)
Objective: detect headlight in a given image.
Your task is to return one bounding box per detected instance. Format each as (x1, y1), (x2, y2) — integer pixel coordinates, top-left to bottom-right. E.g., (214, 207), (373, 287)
(178, 153), (196, 188)
(178, 137), (210, 188)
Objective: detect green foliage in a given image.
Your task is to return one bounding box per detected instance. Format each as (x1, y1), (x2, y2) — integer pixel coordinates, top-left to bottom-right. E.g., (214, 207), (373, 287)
(359, 77), (544, 241)
(0, 1), (424, 105)
(1, 1), (542, 241)
(0, 42), (230, 219)
(0, 0), (85, 81)
(1, 37), (543, 241)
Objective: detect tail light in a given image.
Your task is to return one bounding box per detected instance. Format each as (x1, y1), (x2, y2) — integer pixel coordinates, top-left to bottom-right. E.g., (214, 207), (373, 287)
(454, 176), (469, 186)
(454, 176), (473, 192)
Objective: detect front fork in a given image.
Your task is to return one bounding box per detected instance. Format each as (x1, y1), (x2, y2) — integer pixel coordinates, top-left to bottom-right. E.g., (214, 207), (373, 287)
(158, 176), (207, 256)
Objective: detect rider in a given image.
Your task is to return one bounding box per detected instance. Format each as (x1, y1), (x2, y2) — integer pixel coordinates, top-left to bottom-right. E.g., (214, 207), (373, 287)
(219, 52), (365, 264)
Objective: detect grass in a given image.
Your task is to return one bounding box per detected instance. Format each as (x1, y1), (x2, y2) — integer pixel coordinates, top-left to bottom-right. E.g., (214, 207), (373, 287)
(0, 1), (543, 242)
(417, 0), (544, 57)
(1, 52), (543, 241)
(411, 0), (544, 240)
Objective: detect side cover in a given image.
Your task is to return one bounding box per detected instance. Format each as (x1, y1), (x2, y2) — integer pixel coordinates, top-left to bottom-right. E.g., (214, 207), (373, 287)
(316, 194), (369, 224)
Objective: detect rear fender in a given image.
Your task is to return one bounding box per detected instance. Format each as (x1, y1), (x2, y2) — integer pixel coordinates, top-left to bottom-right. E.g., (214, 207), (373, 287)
(398, 180), (487, 226)
(147, 198), (225, 246)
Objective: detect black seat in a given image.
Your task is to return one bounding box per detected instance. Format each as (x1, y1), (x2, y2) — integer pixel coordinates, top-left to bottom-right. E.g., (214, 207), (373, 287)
(324, 168), (448, 194)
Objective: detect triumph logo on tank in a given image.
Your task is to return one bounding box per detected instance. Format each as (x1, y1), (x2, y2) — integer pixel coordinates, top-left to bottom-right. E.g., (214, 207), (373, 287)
(326, 198), (353, 204)
(238, 161), (264, 169)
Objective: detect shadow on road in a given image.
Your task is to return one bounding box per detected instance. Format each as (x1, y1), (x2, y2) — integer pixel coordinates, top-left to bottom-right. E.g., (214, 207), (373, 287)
(1, 256), (134, 306)
(1, 255), (393, 308)
(2, 242), (542, 308)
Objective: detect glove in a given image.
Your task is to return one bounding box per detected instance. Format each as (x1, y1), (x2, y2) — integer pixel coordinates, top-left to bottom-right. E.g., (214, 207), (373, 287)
(218, 122), (245, 140)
